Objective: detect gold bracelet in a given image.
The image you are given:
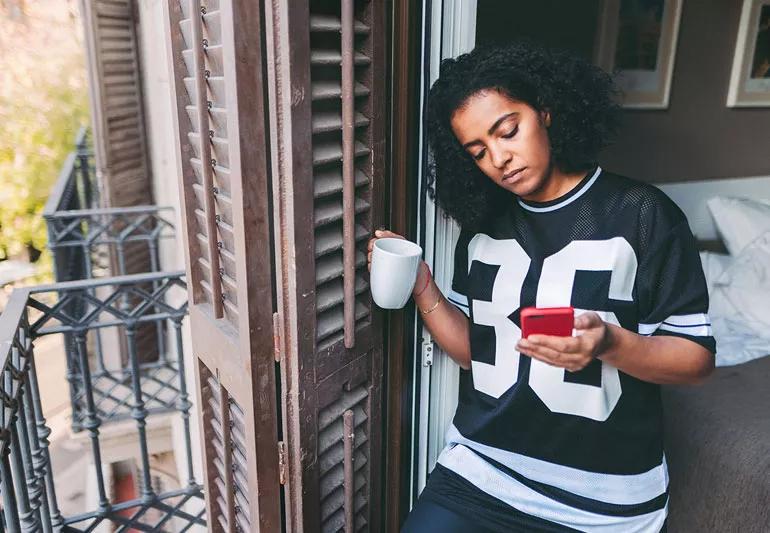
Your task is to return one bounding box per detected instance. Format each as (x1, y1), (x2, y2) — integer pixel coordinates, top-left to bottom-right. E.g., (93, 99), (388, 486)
(420, 293), (442, 315)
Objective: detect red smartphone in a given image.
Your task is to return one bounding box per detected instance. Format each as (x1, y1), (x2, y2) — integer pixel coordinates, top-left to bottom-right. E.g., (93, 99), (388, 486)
(520, 306), (574, 339)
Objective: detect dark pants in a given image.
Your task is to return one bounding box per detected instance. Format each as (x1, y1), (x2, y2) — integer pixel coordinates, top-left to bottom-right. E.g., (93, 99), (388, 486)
(402, 498), (498, 533)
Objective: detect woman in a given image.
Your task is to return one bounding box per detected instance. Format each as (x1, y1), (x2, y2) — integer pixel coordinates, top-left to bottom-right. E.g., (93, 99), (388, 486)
(368, 43), (715, 532)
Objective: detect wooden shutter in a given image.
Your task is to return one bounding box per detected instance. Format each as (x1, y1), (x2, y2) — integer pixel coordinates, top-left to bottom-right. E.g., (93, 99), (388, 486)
(80, 0), (152, 210)
(265, 0), (387, 530)
(164, 1), (280, 531)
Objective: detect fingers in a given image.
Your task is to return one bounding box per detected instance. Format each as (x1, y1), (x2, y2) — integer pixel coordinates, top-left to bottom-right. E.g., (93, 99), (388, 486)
(517, 339), (588, 372)
(575, 311), (602, 330)
(517, 339), (564, 366)
(367, 228), (404, 272)
(374, 229), (404, 240)
(367, 229), (403, 251)
(526, 334), (580, 354)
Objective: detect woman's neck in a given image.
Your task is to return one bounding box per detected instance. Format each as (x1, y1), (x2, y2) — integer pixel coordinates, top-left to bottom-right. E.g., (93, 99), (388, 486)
(521, 166), (589, 203)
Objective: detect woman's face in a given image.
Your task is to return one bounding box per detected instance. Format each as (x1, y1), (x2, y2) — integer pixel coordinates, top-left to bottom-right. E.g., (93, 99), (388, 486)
(450, 90), (553, 198)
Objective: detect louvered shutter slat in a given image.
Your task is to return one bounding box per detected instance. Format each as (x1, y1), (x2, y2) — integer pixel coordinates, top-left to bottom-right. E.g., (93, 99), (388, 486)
(182, 44), (224, 77)
(317, 389), (368, 429)
(320, 473), (366, 522)
(202, 11), (223, 42)
(314, 196), (369, 227)
(188, 132), (231, 168)
(316, 276), (369, 314)
(311, 80), (370, 101)
(314, 168), (369, 198)
(314, 224), (369, 258)
(191, 183), (233, 224)
(310, 49), (370, 66)
(318, 417), (368, 455)
(316, 301), (369, 344)
(319, 451), (368, 500)
(315, 250), (367, 287)
(319, 447), (368, 478)
(185, 105), (228, 136)
(312, 110), (369, 134)
(312, 141), (370, 166)
(182, 76), (227, 106)
(309, 14), (369, 33)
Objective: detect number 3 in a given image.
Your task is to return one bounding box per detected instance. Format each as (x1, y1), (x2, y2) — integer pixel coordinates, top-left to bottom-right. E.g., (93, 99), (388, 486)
(467, 236), (637, 421)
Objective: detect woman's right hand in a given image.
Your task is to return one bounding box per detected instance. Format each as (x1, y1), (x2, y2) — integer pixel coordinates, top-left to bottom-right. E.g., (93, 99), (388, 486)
(367, 228), (406, 272)
(369, 231), (469, 368)
(367, 228), (431, 296)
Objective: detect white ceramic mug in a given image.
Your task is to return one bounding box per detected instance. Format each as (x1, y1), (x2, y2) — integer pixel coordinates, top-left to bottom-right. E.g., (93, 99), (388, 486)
(370, 237), (423, 309)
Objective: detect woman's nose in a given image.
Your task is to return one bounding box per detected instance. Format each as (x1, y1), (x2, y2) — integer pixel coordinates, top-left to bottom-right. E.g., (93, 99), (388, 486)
(488, 144), (512, 169)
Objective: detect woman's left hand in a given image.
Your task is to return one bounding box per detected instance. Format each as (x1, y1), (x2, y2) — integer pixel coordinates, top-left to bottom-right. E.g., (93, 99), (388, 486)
(516, 312), (614, 372)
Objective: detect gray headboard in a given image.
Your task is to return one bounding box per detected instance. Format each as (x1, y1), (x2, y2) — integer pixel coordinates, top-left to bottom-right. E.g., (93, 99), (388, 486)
(657, 175), (770, 254)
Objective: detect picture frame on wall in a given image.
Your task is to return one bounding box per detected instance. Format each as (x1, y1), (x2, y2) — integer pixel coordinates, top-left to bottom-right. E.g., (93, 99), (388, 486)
(595, 0), (683, 109)
(728, 0), (770, 107)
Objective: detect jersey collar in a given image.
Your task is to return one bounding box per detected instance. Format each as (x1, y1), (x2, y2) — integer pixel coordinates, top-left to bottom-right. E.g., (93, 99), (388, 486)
(517, 166), (602, 213)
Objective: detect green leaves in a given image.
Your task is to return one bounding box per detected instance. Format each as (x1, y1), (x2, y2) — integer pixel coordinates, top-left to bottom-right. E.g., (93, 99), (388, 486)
(0, 0), (89, 279)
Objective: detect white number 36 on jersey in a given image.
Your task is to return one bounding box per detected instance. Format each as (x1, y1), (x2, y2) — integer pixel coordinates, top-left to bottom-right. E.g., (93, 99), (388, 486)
(466, 235), (637, 421)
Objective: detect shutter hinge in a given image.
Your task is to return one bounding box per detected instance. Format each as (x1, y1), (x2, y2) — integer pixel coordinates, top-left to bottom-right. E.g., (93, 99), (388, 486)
(272, 312), (281, 362)
(421, 334), (434, 367)
(278, 440), (286, 485)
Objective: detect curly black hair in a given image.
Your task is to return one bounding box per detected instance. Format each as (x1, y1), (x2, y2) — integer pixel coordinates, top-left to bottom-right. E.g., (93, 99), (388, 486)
(426, 41), (621, 232)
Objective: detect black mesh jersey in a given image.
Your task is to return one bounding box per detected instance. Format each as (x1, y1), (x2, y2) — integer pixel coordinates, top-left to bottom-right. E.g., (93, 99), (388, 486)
(437, 166), (715, 531)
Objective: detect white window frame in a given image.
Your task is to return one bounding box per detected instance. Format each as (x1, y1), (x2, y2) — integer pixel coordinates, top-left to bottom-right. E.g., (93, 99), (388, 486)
(410, 0), (478, 505)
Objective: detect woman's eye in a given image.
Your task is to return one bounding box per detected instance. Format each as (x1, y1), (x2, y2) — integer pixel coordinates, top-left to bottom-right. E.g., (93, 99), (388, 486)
(502, 126), (518, 138)
(472, 150), (486, 161)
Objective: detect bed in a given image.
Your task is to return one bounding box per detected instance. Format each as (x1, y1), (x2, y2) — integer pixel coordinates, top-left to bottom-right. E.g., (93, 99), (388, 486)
(661, 355), (770, 532)
(657, 177), (770, 531)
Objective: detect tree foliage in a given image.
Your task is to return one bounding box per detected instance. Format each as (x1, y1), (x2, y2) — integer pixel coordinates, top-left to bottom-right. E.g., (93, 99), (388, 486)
(0, 0), (89, 281)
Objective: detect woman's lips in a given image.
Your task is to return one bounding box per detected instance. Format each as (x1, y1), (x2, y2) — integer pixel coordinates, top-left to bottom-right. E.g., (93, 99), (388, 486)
(503, 168), (525, 182)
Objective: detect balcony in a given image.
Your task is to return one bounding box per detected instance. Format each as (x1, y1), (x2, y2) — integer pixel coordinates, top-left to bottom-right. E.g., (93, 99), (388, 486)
(0, 130), (206, 531)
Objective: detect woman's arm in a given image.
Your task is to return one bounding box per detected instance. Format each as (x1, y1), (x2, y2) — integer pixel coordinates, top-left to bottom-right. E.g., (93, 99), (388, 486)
(368, 230), (472, 369)
(516, 312), (715, 385)
(598, 322), (714, 385)
(412, 261), (472, 369)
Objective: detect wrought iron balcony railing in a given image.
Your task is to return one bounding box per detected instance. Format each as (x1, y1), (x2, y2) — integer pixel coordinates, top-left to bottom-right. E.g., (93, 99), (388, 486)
(0, 272), (205, 531)
(42, 128), (178, 430)
(42, 126), (176, 282)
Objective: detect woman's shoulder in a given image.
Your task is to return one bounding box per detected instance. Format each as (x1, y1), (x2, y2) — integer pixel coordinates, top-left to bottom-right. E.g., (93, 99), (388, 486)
(597, 169), (687, 229)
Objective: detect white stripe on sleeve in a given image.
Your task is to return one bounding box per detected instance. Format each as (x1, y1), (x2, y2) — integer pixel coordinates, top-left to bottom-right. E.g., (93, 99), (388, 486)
(639, 313), (712, 337)
(446, 288), (470, 317)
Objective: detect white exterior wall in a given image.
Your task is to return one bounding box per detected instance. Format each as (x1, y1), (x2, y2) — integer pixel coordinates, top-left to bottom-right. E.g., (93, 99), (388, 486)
(135, 0), (204, 518)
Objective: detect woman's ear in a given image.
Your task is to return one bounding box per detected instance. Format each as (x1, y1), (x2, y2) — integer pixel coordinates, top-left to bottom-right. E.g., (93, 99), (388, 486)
(541, 110), (552, 127)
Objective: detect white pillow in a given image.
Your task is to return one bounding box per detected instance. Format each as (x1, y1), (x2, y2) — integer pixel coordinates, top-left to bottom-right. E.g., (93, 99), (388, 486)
(709, 230), (770, 366)
(698, 251), (732, 291)
(707, 196), (770, 256)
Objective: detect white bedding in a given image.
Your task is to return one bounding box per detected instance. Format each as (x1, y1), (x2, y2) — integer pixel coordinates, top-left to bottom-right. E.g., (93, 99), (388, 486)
(701, 231), (770, 367)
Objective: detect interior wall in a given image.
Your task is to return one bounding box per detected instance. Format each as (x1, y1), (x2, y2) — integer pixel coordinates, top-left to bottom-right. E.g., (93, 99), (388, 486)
(474, 0), (770, 185)
(601, 0), (770, 183)
(135, 0), (186, 263)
